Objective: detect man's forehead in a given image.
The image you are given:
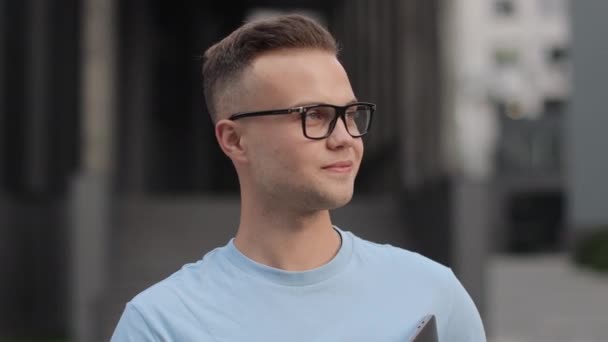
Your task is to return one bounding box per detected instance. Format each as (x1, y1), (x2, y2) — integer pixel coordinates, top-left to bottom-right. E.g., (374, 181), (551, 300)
(246, 49), (353, 102)
(249, 48), (340, 76)
(289, 98), (359, 108)
(210, 49), (346, 120)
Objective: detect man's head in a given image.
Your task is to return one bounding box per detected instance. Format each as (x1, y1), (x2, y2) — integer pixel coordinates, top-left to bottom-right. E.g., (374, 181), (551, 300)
(202, 14), (369, 213)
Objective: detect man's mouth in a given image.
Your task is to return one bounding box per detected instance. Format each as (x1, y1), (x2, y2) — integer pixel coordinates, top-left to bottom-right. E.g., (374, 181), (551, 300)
(322, 161), (353, 173)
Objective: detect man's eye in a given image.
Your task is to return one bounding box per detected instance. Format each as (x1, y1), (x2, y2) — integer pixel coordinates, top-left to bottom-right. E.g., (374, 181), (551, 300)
(306, 111), (324, 120)
(345, 110), (359, 119)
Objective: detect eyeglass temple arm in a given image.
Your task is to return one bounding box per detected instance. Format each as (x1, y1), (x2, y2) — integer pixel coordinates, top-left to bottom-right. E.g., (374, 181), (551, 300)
(230, 107), (305, 120)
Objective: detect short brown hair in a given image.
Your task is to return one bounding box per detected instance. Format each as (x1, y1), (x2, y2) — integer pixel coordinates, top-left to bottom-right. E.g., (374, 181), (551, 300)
(202, 14), (338, 122)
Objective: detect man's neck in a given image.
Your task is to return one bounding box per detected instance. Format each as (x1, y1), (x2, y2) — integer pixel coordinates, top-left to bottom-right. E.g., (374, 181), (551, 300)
(233, 204), (341, 272)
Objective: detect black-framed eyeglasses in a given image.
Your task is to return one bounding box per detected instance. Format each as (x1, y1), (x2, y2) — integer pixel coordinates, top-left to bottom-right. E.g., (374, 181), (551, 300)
(229, 102), (375, 140)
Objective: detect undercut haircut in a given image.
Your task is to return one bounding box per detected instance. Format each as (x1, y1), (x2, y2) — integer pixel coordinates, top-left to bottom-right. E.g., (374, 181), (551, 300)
(202, 14), (338, 122)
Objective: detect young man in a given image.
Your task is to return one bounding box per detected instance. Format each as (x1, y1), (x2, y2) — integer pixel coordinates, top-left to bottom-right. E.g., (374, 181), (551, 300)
(111, 14), (486, 341)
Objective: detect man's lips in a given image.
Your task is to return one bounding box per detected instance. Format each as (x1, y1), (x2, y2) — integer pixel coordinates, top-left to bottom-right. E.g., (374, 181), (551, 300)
(322, 161), (353, 173)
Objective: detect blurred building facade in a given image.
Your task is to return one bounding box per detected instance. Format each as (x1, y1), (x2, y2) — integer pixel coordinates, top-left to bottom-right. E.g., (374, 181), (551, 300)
(443, 0), (572, 256)
(0, 0), (80, 338)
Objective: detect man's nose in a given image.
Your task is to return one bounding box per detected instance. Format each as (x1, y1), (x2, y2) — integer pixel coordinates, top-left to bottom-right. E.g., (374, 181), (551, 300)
(326, 117), (353, 148)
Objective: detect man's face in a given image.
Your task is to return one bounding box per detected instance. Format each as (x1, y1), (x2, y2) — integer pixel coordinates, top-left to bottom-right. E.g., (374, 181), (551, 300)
(236, 48), (364, 212)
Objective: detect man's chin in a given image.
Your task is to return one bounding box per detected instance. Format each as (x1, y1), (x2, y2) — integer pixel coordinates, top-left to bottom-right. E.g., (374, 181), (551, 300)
(290, 183), (355, 211)
(318, 192), (354, 211)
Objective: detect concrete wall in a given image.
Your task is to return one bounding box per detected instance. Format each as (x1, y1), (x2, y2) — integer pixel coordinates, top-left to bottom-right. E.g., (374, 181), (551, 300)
(567, 1), (608, 231)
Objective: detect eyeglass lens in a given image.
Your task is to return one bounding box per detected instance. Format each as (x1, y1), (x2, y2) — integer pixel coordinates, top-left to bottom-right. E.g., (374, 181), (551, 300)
(304, 105), (371, 138)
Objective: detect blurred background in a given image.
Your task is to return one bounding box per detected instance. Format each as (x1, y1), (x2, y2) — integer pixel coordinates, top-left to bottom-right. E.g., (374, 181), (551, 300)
(1, 0), (607, 341)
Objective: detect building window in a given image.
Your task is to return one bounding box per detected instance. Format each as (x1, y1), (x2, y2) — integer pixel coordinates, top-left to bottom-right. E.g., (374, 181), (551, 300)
(537, 0), (567, 17)
(494, 48), (520, 68)
(494, 0), (516, 17)
(547, 46), (568, 64)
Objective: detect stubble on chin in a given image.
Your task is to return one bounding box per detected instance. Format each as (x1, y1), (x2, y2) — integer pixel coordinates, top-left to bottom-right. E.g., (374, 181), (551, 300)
(257, 162), (358, 212)
(299, 179), (356, 211)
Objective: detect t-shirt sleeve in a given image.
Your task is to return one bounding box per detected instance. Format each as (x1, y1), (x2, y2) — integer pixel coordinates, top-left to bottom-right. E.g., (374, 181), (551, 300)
(444, 270), (487, 342)
(111, 302), (159, 342)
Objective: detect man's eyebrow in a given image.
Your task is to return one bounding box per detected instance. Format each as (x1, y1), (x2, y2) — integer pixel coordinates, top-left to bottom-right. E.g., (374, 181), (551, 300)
(290, 98), (359, 107)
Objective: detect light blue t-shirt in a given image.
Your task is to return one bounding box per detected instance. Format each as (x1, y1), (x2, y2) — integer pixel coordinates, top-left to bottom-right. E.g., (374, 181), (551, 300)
(111, 228), (486, 341)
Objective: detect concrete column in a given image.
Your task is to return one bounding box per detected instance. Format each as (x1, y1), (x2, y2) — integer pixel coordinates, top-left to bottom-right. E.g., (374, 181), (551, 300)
(120, 0), (152, 194)
(24, 0), (51, 194)
(0, 0), (4, 182)
(0, 0), (12, 310)
(567, 1), (608, 236)
(70, 0), (117, 340)
(439, 0), (489, 322)
(451, 180), (489, 320)
(0, 1), (7, 187)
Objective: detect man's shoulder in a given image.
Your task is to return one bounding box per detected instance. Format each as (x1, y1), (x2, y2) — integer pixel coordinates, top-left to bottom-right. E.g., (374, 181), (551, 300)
(349, 231), (453, 282)
(128, 247), (225, 312)
(128, 275), (179, 311)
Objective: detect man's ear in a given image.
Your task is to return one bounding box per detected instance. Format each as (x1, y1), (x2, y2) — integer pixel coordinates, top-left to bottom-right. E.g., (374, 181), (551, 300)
(215, 119), (248, 163)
